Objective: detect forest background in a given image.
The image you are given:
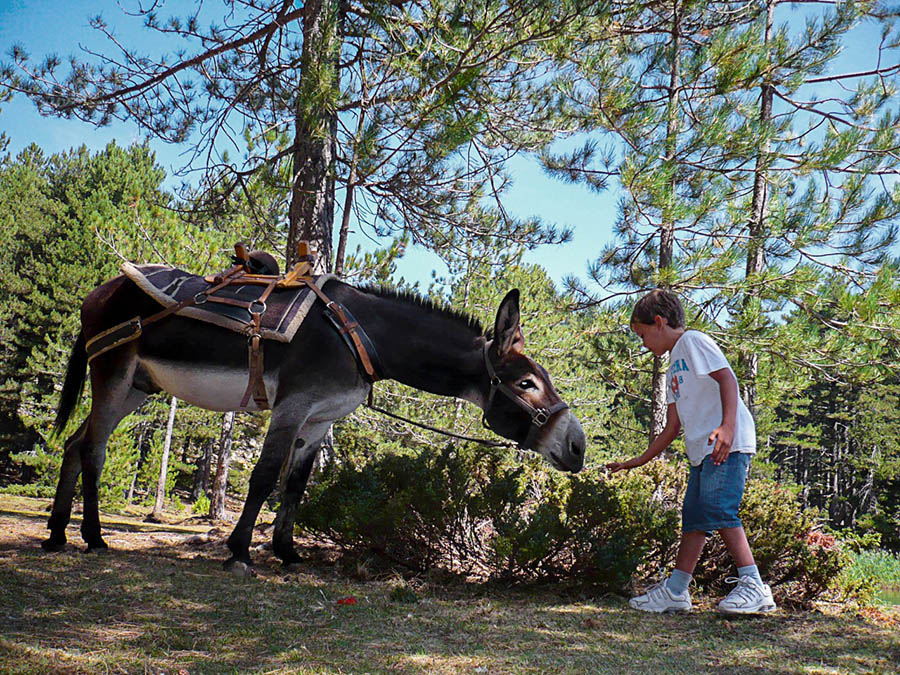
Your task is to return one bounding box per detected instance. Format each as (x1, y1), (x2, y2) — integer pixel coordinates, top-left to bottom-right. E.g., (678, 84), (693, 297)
(1, 0), (899, 601)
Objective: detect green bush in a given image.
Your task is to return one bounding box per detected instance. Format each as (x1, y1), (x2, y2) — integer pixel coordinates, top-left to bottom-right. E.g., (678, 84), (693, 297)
(297, 444), (680, 589)
(838, 549), (900, 606)
(298, 444), (510, 574)
(9, 435), (64, 495)
(192, 492), (211, 516)
(298, 447), (849, 602)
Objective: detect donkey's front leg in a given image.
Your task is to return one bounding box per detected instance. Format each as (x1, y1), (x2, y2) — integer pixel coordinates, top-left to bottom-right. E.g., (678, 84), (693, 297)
(42, 420), (88, 552)
(224, 418), (300, 570)
(272, 437), (322, 567)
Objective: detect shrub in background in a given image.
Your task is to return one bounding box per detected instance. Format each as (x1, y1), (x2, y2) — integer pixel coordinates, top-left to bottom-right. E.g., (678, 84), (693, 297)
(192, 492), (211, 516)
(693, 477), (848, 601)
(298, 446), (850, 601)
(296, 443), (681, 590)
(6, 432), (62, 497)
(838, 548), (900, 606)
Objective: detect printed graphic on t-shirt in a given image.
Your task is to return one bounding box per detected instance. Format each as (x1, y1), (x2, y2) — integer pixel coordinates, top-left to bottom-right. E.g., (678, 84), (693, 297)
(668, 358), (689, 401)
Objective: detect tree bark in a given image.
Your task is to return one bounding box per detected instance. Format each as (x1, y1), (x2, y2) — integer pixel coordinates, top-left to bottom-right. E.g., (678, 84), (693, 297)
(210, 411), (236, 521)
(286, 0), (341, 271)
(151, 396), (178, 519)
(126, 424), (146, 503)
(334, 93), (367, 277)
(740, 0), (775, 418)
(191, 439), (214, 500)
(650, 0), (681, 442)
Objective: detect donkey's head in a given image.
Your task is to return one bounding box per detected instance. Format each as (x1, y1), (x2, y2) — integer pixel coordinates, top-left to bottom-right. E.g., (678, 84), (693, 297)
(481, 290), (586, 473)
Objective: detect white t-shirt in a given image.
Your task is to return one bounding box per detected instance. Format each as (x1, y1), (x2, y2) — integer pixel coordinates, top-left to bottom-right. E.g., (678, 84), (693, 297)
(666, 330), (756, 466)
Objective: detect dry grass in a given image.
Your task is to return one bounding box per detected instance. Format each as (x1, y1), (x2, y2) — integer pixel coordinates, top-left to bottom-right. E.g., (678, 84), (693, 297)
(1, 494), (898, 674)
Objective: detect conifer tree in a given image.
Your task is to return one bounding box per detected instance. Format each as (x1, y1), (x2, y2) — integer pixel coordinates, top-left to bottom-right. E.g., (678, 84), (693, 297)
(3, 1), (596, 272)
(544, 0), (749, 437)
(544, 0), (900, 432)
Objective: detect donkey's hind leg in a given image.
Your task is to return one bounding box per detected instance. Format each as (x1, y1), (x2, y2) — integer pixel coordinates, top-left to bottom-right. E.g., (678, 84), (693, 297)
(272, 435), (324, 567)
(42, 419), (89, 551)
(43, 382), (147, 552)
(78, 385), (147, 551)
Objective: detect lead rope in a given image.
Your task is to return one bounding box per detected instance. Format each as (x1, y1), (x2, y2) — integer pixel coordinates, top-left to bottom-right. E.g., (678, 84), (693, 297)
(364, 393), (516, 449)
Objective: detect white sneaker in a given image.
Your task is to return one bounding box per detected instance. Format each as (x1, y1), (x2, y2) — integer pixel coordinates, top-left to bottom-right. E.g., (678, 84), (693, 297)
(629, 581), (692, 613)
(718, 576), (777, 614)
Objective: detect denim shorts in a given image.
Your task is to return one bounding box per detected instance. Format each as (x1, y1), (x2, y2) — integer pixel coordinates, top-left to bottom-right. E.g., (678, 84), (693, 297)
(682, 452), (751, 534)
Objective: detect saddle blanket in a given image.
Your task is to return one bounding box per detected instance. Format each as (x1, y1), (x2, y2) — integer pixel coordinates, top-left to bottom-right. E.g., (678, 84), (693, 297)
(122, 262), (335, 343)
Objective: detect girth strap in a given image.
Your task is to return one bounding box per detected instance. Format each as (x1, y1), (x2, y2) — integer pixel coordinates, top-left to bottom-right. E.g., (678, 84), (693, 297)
(239, 275), (280, 408)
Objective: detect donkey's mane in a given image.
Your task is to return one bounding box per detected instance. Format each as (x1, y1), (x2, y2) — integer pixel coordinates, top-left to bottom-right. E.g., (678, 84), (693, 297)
(360, 285), (485, 337)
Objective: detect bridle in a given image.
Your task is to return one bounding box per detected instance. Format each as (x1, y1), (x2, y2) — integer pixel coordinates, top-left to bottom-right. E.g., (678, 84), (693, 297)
(481, 343), (570, 451)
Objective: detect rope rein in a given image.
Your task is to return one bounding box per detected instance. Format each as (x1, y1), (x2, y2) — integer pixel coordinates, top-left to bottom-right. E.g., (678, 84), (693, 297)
(364, 394), (516, 449)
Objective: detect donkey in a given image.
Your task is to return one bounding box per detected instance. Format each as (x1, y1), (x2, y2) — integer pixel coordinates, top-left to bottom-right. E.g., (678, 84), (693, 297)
(46, 274), (586, 569)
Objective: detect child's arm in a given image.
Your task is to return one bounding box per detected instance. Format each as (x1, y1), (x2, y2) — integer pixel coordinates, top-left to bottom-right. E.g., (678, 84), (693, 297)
(606, 403), (681, 473)
(708, 368), (739, 465)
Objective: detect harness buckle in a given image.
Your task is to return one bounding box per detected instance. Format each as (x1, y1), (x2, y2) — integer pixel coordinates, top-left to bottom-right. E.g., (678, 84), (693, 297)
(533, 410), (549, 427)
(249, 300), (267, 315)
(193, 292), (208, 305)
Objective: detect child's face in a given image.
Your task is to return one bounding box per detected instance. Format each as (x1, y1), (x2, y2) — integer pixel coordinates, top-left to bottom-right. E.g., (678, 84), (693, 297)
(632, 318), (669, 357)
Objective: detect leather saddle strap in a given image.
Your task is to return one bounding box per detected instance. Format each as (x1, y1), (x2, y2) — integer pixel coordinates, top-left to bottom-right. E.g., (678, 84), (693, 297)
(85, 269), (246, 361)
(302, 279), (380, 383)
(240, 276), (280, 409)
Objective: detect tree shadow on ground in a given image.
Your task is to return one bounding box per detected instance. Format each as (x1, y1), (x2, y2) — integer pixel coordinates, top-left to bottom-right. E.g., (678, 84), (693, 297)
(0, 507), (898, 674)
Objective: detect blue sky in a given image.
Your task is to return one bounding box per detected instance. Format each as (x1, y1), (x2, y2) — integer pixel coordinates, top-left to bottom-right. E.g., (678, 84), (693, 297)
(0, 0), (613, 289)
(1, 1), (894, 290)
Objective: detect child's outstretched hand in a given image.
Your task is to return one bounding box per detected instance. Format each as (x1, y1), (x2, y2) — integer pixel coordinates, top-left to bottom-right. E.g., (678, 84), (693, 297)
(605, 461), (629, 474)
(708, 424), (734, 465)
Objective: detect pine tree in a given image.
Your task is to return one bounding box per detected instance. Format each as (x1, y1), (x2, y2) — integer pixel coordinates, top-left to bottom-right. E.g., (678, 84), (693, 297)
(3, 1), (595, 273)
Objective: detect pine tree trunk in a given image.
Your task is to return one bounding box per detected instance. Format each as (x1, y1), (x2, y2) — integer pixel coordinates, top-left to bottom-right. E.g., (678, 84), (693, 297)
(650, 357), (669, 442)
(191, 440), (213, 501)
(127, 425), (146, 503)
(650, 0), (681, 442)
(740, 0), (775, 417)
(151, 396), (178, 519)
(287, 0), (340, 271)
(334, 95), (367, 277)
(317, 425), (335, 471)
(210, 411), (236, 521)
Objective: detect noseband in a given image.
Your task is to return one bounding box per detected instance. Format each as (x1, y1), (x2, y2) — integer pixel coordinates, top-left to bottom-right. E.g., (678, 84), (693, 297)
(482, 344), (569, 451)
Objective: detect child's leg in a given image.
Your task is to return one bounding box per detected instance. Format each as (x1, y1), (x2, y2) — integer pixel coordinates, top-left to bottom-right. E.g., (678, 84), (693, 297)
(720, 526), (754, 568)
(664, 461), (709, 598)
(664, 530), (706, 596)
(675, 454), (749, 594)
(675, 530), (707, 574)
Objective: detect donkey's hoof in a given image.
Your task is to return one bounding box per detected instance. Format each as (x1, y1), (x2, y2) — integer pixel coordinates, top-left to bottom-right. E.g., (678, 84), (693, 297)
(41, 537), (66, 552)
(83, 541), (109, 554)
(278, 552), (304, 569)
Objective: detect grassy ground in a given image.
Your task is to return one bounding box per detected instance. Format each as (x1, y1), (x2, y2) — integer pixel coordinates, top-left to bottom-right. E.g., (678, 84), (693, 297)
(1, 495), (898, 674)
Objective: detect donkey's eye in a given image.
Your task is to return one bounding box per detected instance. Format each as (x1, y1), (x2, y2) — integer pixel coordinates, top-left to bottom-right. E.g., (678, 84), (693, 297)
(517, 380), (536, 390)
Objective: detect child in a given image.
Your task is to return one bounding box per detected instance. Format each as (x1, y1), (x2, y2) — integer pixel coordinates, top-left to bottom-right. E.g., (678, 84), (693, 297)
(606, 289), (776, 614)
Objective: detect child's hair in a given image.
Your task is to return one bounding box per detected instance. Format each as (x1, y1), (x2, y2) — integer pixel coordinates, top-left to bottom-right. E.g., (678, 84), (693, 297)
(630, 289), (685, 328)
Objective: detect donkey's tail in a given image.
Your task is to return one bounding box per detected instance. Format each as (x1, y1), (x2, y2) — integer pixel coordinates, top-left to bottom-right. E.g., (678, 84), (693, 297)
(54, 331), (88, 435)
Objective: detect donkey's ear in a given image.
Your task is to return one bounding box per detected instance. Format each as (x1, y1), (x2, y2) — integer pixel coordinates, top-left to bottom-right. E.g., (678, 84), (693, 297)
(491, 289), (525, 358)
